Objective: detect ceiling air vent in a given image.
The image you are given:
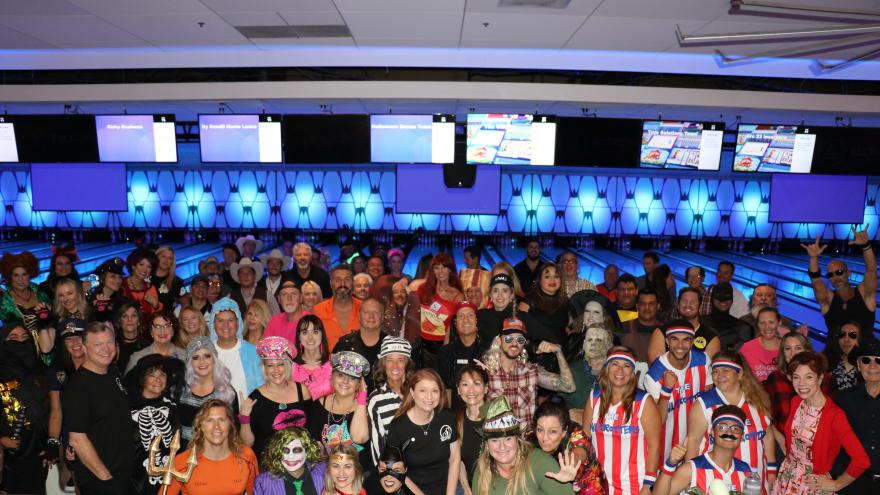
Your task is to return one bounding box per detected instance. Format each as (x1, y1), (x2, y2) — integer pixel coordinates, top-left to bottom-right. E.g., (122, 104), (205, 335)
(235, 25), (352, 39)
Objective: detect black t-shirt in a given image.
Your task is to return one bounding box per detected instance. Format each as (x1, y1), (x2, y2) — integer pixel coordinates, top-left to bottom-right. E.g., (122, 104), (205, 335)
(62, 365), (134, 483)
(248, 385), (309, 459)
(437, 340), (481, 410)
(385, 409), (458, 495)
(283, 470), (319, 495)
(459, 415), (482, 486)
(117, 338), (149, 375)
(286, 266), (332, 299)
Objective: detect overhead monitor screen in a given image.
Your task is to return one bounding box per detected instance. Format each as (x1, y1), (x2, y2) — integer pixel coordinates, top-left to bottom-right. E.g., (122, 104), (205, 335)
(96, 114), (177, 163)
(11, 115), (99, 163)
(466, 114), (556, 165)
(283, 115), (371, 164)
(0, 117), (18, 162)
(554, 117), (642, 168)
(370, 114), (455, 164)
(640, 121), (724, 170)
(199, 114), (282, 163)
(734, 124), (817, 173)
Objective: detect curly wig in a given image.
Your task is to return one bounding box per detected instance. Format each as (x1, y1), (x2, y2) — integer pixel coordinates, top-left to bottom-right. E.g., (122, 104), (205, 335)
(0, 251), (40, 283)
(261, 427), (323, 476)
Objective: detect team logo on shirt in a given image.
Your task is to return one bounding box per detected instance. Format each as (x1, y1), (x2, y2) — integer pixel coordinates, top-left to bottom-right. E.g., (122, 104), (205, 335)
(439, 425), (452, 442)
(55, 371), (66, 384)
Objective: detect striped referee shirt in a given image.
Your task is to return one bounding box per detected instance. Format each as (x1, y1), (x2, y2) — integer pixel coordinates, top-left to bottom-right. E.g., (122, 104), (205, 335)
(367, 383), (402, 465)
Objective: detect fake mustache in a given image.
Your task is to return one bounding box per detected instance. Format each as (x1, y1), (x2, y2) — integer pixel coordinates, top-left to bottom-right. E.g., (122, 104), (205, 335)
(720, 434), (738, 441)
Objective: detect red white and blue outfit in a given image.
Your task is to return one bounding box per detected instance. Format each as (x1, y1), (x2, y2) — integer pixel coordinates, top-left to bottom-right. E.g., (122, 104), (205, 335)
(688, 454), (752, 493)
(644, 348), (712, 458)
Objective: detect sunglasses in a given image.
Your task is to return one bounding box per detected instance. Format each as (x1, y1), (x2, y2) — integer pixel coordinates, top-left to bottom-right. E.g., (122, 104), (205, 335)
(825, 269), (846, 279)
(502, 335), (527, 345)
(838, 331), (859, 340)
(859, 356), (880, 366)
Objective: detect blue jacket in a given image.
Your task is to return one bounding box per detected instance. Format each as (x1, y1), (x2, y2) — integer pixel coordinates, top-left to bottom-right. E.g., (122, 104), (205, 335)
(208, 297), (264, 394)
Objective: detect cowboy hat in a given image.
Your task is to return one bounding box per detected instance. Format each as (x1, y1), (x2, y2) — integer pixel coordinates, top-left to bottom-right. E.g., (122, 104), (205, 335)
(230, 258), (264, 284)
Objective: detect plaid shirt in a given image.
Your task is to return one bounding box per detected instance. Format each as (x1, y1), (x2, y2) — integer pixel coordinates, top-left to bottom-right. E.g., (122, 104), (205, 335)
(764, 370), (834, 430)
(488, 363), (539, 427)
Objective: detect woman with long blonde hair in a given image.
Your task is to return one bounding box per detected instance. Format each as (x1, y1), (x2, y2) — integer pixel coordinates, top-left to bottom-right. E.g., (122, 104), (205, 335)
(154, 246), (185, 311)
(324, 444), (365, 495)
(243, 298), (272, 344)
(684, 349), (777, 491)
(580, 346), (661, 495)
(387, 368), (460, 495)
(473, 396), (579, 495)
(174, 305), (209, 350)
(52, 277), (90, 321)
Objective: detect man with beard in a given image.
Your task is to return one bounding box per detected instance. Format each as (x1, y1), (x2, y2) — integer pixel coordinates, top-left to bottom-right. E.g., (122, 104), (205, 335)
(614, 274), (639, 324)
(514, 239), (543, 292)
(656, 405), (753, 495)
(258, 249), (291, 315)
(64, 321), (133, 495)
(288, 243), (332, 299)
(437, 302), (482, 408)
(644, 320), (713, 460)
(0, 320), (52, 494)
(619, 288), (662, 362)
(484, 317), (575, 428)
(648, 288), (720, 363)
(739, 284), (804, 336)
(802, 227), (876, 340)
(559, 325), (611, 411)
(313, 264), (361, 350)
(700, 282), (752, 350)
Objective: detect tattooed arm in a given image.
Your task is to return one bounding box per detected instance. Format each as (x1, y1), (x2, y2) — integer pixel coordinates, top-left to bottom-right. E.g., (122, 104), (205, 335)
(536, 341), (576, 393)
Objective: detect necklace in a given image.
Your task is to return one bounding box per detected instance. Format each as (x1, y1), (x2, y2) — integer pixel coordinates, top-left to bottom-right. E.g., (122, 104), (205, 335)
(415, 411), (434, 436)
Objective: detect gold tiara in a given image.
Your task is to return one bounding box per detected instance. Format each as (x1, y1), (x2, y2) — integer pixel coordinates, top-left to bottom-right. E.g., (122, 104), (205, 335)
(330, 451), (356, 463)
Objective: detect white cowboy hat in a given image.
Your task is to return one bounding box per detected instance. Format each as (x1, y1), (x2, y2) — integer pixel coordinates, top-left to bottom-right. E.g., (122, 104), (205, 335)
(230, 257), (264, 284)
(235, 234), (264, 255)
(259, 249), (292, 272)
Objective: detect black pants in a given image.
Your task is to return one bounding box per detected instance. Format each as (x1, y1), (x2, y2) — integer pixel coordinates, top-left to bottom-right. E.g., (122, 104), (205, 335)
(78, 475), (130, 495)
(1, 452), (48, 495)
(841, 473), (878, 495)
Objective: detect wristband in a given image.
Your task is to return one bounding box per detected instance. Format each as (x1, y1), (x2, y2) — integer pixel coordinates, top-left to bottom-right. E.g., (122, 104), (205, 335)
(808, 270), (822, 280)
(238, 414), (251, 424)
(659, 386), (673, 400)
(662, 459), (680, 476)
(47, 437), (61, 448)
(863, 244), (873, 252)
(356, 391), (367, 406)
(642, 472), (657, 488)
(767, 461), (779, 473)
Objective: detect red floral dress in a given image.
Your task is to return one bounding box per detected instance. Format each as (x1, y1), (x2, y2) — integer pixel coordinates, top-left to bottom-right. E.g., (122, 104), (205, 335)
(568, 426), (608, 495)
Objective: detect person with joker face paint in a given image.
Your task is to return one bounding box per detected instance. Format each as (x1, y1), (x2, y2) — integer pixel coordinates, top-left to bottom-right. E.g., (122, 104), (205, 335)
(255, 427), (327, 495)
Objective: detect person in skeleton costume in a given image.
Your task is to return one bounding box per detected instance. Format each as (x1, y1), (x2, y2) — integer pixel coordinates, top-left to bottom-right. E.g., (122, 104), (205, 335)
(255, 426), (326, 495)
(0, 320), (51, 494)
(126, 353), (183, 495)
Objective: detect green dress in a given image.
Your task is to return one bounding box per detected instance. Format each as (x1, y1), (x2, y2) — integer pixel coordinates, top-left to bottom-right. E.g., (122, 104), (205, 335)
(471, 448), (572, 495)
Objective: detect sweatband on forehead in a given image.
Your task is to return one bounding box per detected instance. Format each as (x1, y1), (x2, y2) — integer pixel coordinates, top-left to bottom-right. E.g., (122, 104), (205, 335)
(605, 352), (636, 368)
(712, 414), (745, 430)
(711, 359), (743, 373)
(664, 325), (695, 337)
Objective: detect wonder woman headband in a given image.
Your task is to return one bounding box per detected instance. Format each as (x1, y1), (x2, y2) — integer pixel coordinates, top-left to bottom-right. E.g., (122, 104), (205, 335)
(605, 352), (636, 368)
(330, 450), (358, 463)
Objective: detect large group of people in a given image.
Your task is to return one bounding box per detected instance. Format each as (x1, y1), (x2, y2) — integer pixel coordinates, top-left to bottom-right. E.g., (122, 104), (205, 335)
(0, 229), (876, 495)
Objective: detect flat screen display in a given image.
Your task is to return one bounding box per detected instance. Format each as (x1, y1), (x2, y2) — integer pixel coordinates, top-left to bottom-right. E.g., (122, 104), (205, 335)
(769, 174), (865, 223)
(640, 121), (724, 170)
(370, 114), (455, 164)
(554, 117), (642, 167)
(0, 117), (18, 162)
(11, 115), (99, 163)
(283, 115), (370, 164)
(199, 114), (281, 163)
(96, 114), (177, 163)
(810, 126), (880, 175)
(466, 114), (556, 165)
(396, 164), (501, 214)
(31, 163), (127, 211)
(734, 124), (817, 173)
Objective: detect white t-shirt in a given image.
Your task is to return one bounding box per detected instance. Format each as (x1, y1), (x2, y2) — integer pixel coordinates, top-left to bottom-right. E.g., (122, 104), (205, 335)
(216, 340), (247, 396)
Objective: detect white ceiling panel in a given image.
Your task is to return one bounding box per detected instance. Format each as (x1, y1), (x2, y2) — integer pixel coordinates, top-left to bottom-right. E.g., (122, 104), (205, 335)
(356, 38), (459, 48)
(594, 0), (729, 21)
(466, 0), (604, 16)
(278, 10), (345, 26)
(2, 0), (88, 16)
(461, 12), (586, 47)
(66, 0), (210, 16)
(219, 11), (287, 27)
(566, 16), (707, 51)
(0, 27), (59, 49)
(198, 0), (336, 13)
(334, 0), (466, 14)
(0, 15), (150, 48)
(102, 13), (250, 48)
(345, 11), (463, 40)
(250, 38), (357, 48)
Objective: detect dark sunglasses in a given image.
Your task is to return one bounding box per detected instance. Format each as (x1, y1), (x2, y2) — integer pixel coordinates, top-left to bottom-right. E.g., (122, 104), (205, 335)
(859, 356), (880, 366)
(838, 331), (859, 340)
(825, 269), (846, 279)
(502, 335), (527, 345)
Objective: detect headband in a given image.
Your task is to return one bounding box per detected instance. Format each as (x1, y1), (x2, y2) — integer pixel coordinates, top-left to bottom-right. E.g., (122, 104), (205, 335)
(712, 414), (746, 431)
(605, 352), (636, 368)
(329, 450), (358, 463)
(711, 359), (743, 373)
(665, 325), (695, 337)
